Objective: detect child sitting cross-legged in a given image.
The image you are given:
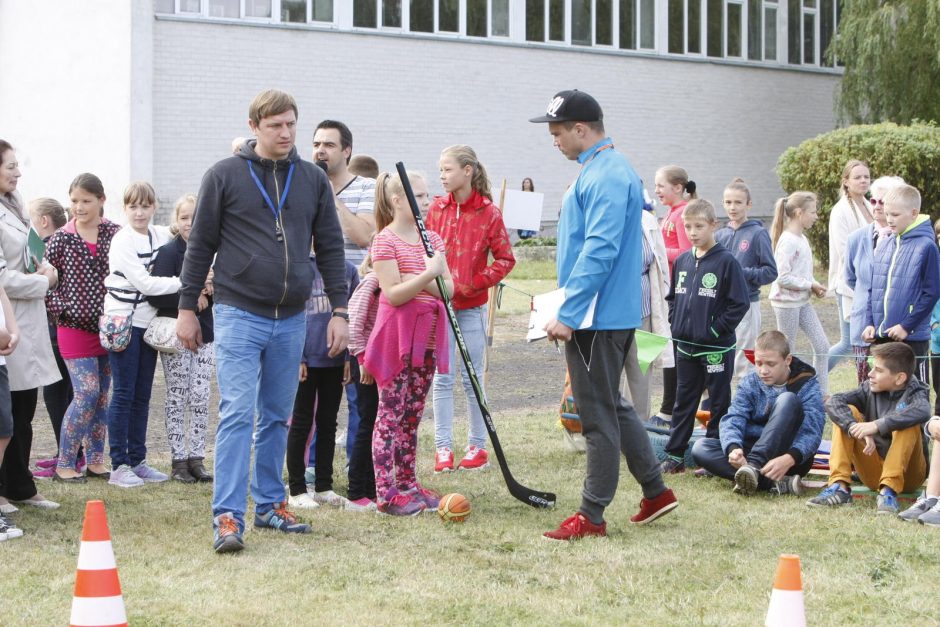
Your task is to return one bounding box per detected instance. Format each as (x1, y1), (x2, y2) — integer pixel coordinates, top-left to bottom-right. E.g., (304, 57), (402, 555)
(691, 330), (824, 495)
(807, 342), (930, 514)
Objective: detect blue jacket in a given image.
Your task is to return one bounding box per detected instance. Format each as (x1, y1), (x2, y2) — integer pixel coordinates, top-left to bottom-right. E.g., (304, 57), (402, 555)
(931, 297), (940, 354)
(666, 242), (749, 355)
(302, 257), (359, 368)
(866, 215), (940, 342)
(715, 219), (777, 302)
(844, 223), (876, 348)
(557, 137), (642, 331)
(719, 356), (824, 464)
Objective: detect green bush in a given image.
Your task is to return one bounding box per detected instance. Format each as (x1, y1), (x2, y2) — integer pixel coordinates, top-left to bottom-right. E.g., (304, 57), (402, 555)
(776, 121), (940, 266)
(514, 236), (557, 247)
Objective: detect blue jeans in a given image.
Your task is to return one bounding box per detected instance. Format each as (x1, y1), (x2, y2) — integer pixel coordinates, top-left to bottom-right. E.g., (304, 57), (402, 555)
(108, 328), (157, 468)
(211, 304), (306, 529)
(433, 305), (487, 450)
(827, 296), (852, 372)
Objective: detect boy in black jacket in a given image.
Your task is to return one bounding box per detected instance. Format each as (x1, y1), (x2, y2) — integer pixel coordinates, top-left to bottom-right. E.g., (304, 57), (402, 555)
(662, 199), (749, 473)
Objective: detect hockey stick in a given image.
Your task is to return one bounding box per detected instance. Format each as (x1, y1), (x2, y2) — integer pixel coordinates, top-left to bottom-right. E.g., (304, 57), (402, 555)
(395, 162), (556, 509)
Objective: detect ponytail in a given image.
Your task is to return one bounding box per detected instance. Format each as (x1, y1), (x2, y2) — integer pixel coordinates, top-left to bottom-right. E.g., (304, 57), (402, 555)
(684, 180), (697, 199)
(441, 144), (492, 200)
(770, 197), (788, 249)
(374, 172), (399, 234)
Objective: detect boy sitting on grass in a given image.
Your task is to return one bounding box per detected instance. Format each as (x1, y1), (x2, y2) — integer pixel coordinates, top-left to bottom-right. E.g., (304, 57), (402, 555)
(898, 415), (940, 525)
(691, 330), (823, 495)
(808, 342), (929, 514)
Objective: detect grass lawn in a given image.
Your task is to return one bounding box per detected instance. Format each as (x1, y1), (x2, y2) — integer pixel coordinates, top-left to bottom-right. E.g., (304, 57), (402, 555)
(3, 258), (939, 625)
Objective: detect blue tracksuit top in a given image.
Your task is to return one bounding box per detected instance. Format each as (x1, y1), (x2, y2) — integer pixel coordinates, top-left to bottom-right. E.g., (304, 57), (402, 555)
(715, 219), (777, 302)
(866, 214), (940, 342)
(556, 137), (642, 330)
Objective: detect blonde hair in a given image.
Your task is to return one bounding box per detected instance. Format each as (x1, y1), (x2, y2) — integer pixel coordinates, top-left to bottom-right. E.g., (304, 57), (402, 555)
(724, 177), (751, 204)
(771, 191), (817, 248)
(29, 197), (67, 228)
(248, 89), (298, 125)
(123, 181), (156, 208)
(170, 194), (196, 236)
(656, 165), (697, 200)
(840, 159), (869, 197)
(682, 199), (717, 223)
(373, 171), (425, 233)
(883, 184), (921, 214)
(441, 145), (492, 200)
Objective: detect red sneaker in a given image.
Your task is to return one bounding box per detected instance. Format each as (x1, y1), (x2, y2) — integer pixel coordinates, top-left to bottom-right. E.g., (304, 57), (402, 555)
(434, 447), (454, 473)
(630, 488), (678, 525)
(457, 446), (489, 471)
(543, 513), (606, 541)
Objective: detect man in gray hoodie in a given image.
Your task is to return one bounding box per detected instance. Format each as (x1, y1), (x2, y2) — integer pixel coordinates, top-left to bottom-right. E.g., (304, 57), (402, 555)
(178, 89), (349, 553)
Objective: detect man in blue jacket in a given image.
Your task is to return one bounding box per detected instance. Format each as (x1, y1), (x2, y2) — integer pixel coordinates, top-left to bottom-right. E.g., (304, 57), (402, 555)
(691, 330), (824, 495)
(863, 184), (940, 384)
(531, 89), (677, 541)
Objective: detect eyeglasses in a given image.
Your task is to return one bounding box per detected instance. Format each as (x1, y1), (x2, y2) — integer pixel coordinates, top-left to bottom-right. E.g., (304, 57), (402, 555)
(870, 197), (885, 207)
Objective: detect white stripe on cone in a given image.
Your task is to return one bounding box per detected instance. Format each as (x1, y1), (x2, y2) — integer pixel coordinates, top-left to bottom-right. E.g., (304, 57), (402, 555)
(69, 595), (127, 626)
(765, 589), (806, 627)
(76, 540), (118, 571)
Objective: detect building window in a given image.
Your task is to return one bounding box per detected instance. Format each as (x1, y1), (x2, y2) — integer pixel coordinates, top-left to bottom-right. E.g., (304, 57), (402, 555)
(706, 0), (722, 57)
(595, 0), (612, 45)
(726, 0), (741, 57)
(492, 0), (510, 36)
(819, 0), (836, 66)
(526, 0), (545, 40)
(468, 0), (487, 36)
(572, 0), (591, 46)
(668, 0), (682, 53)
(670, 0), (703, 55)
(383, 0), (402, 27)
(619, 0), (636, 49)
(440, 0), (459, 32)
(155, 0), (175, 12)
(208, 0), (239, 17)
(764, 2), (776, 60)
(281, 0), (306, 22)
(788, 0), (837, 65)
(411, 0), (434, 32)
(354, 0), (377, 26)
(549, 0), (565, 41)
(245, 0), (271, 18)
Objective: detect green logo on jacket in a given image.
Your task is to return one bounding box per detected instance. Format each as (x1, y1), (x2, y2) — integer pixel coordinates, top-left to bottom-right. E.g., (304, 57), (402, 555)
(702, 273), (718, 289)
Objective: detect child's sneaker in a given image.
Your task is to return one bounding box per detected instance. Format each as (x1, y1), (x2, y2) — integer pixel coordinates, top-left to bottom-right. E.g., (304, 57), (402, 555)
(898, 494), (938, 522)
(434, 447), (454, 473)
(630, 488), (678, 525)
(660, 456), (685, 474)
(406, 484), (441, 510)
(344, 497), (378, 512)
(733, 465), (759, 496)
(543, 513), (606, 541)
(876, 487), (899, 515)
(35, 456), (57, 470)
(131, 461), (168, 483)
(311, 490), (347, 507)
(458, 446), (489, 471)
(287, 493), (320, 509)
(377, 492), (425, 516)
(918, 500), (940, 527)
(213, 513), (244, 554)
(254, 503), (311, 533)
(806, 483), (852, 507)
(769, 475), (804, 497)
(109, 464), (145, 488)
(32, 466), (56, 479)
(0, 514), (23, 541)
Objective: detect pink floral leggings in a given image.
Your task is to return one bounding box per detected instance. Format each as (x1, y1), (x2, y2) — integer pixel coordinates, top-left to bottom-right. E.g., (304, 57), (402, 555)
(372, 352), (435, 502)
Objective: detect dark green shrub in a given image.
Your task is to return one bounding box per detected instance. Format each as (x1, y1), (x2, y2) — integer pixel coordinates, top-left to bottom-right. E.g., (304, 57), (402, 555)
(514, 236), (557, 247)
(777, 121), (940, 266)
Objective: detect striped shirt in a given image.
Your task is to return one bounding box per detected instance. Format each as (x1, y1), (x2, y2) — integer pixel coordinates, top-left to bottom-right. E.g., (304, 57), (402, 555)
(337, 175), (376, 266)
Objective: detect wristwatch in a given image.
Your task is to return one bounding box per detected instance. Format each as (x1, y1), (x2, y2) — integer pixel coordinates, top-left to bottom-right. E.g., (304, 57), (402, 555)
(331, 310), (349, 321)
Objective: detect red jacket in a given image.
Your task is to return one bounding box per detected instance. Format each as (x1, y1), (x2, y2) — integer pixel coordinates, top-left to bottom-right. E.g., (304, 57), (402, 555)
(425, 190), (515, 311)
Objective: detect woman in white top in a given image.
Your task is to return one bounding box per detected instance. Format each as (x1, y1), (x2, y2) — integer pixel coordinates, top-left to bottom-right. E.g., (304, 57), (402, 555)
(103, 182), (180, 488)
(827, 159), (871, 372)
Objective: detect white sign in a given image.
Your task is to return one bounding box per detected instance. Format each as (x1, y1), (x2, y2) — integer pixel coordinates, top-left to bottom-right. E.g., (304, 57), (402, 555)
(526, 288), (596, 342)
(502, 189), (544, 232)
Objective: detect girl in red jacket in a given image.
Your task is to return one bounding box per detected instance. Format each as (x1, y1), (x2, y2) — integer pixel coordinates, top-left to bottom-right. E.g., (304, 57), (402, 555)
(426, 145), (515, 473)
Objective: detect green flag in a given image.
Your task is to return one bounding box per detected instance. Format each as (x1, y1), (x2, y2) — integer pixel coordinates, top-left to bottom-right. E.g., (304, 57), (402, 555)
(634, 330), (670, 375)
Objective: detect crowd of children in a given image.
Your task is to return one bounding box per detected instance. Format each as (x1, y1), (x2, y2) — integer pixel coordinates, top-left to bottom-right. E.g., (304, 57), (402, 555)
(2, 132), (940, 543)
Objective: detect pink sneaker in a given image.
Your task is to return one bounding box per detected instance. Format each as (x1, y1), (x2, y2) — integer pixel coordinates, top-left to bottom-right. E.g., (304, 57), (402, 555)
(35, 457), (57, 470)
(32, 467), (56, 479)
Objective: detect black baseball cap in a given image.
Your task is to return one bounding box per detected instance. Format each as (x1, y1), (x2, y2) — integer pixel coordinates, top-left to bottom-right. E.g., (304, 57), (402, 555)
(529, 89), (603, 123)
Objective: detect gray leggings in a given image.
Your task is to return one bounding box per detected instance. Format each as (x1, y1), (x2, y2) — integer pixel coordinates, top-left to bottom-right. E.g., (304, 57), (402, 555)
(772, 304), (829, 394)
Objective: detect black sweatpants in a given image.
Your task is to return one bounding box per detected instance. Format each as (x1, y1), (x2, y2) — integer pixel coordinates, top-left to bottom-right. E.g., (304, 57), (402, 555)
(691, 392), (814, 489)
(347, 373), (378, 502)
(42, 324), (74, 448)
(665, 350), (733, 458)
(286, 366), (344, 496)
(0, 389), (39, 501)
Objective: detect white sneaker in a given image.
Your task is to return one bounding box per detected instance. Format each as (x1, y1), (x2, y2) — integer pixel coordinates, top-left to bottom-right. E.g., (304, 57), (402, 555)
(287, 493), (320, 509)
(311, 489), (347, 507)
(109, 465), (145, 488)
(131, 461), (168, 483)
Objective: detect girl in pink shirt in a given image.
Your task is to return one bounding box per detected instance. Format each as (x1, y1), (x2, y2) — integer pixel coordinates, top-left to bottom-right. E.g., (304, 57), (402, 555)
(364, 171), (453, 516)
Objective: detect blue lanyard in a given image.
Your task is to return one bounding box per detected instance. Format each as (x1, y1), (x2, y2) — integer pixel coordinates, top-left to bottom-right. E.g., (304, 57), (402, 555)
(247, 161), (295, 221)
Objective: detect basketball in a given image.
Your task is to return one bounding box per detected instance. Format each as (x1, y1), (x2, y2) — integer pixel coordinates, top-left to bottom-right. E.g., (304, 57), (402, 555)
(438, 493), (471, 522)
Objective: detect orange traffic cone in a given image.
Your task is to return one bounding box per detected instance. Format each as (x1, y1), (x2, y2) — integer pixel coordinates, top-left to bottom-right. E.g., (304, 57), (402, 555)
(765, 554), (806, 627)
(70, 500), (128, 627)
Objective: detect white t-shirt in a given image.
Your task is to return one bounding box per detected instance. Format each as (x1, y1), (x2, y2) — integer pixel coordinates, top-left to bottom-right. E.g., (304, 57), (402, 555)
(103, 225), (180, 329)
(337, 175), (376, 266)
